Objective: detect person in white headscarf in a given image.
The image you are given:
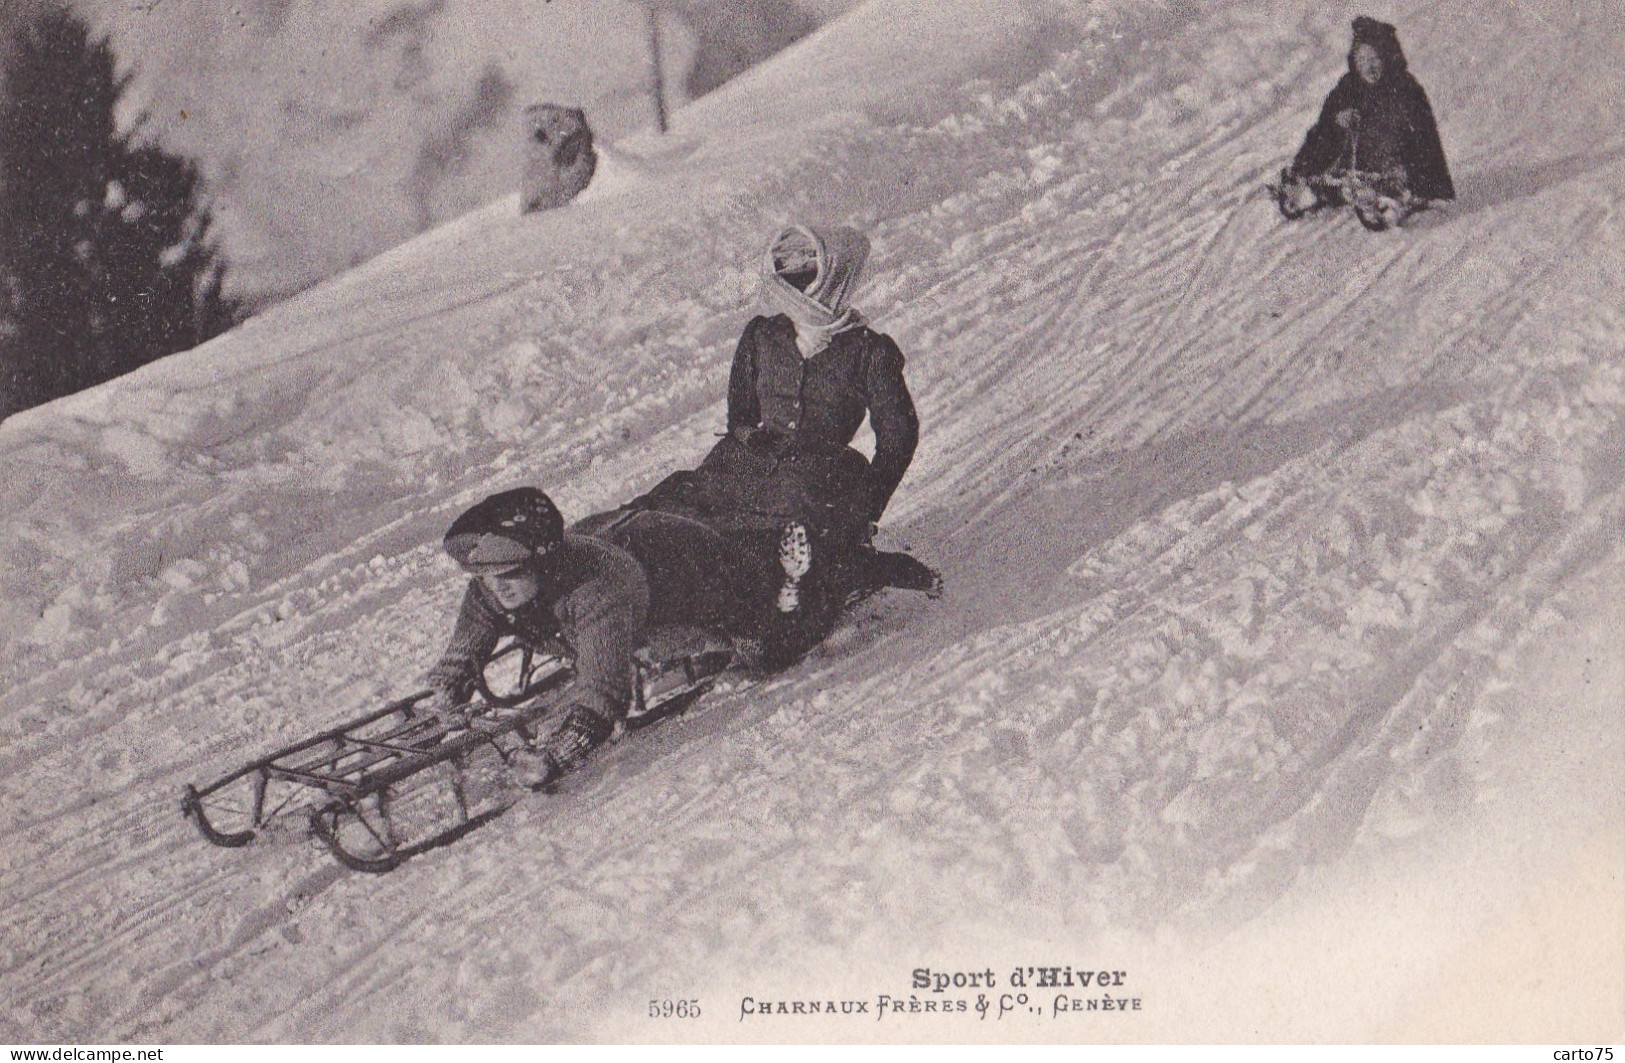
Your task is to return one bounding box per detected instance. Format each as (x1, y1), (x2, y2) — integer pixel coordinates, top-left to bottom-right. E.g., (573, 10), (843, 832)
(755, 224), (871, 357)
(603, 222), (925, 670)
(720, 223), (918, 527)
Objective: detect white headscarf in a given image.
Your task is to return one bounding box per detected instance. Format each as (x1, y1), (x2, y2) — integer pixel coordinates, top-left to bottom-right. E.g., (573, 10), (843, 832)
(758, 224), (871, 357)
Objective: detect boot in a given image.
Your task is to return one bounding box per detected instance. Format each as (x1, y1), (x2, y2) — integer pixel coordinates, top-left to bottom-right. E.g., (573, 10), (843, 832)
(777, 522), (812, 613)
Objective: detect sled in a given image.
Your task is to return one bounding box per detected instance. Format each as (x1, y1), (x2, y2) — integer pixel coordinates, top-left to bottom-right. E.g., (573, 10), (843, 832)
(182, 635), (737, 872)
(182, 519), (937, 872)
(182, 641), (574, 871)
(1269, 167), (1423, 231)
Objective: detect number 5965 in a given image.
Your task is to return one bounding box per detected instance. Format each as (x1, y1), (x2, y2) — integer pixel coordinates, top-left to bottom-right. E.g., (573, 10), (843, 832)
(649, 998), (701, 1018)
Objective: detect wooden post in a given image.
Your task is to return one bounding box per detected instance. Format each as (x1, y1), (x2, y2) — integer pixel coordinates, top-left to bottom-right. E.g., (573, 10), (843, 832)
(646, 3), (669, 133)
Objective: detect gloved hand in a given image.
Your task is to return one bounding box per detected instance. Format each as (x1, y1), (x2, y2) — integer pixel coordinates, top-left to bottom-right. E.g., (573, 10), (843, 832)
(512, 705), (614, 789)
(1335, 107), (1360, 130)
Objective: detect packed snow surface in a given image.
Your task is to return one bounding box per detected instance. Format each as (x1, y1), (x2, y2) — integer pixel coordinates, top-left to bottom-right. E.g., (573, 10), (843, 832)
(2, 0), (1621, 1043)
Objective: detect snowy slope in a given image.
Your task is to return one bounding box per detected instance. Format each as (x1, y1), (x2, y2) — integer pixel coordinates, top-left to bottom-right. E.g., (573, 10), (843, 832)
(2, 0), (1622, 1043)
(67, 0), (844, 301)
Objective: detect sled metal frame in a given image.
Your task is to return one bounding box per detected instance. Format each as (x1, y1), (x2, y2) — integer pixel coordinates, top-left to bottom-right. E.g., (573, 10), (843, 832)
(183, 642), (573, 872)
(627, 648), (734, 729)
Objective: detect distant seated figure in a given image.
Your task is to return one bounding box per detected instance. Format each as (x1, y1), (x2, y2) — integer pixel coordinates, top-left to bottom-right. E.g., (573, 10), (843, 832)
(1276, 17), (1454, 229)
(520, 104), (597, 214)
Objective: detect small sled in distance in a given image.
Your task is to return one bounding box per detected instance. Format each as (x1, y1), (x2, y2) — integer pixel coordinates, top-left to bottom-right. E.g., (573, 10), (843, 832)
(1269, 166), (1423, 231)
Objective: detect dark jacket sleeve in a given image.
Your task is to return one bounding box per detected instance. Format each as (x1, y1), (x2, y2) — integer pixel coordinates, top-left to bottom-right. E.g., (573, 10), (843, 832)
(555, 573), (646, 723)
(425, 581), (504, 702)
(863, 333), (919, 522)
(1399, 78), (1454, 200)
(1291, 75), (1360, 178)
(726, 317), (763, 435)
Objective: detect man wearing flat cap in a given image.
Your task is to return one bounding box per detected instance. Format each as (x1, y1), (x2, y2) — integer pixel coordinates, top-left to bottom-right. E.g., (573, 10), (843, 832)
(428, 486), (744, 786)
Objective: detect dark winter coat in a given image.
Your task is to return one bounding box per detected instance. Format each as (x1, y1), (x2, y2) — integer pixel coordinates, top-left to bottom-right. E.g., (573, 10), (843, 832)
(725, 313), (919, 524)
(1290, 21), (1454, 201)
(584, 312), (920, 641)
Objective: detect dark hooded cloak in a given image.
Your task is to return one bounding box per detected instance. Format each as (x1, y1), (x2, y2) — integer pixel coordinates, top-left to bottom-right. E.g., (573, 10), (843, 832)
(1289, 17), (1455, 201)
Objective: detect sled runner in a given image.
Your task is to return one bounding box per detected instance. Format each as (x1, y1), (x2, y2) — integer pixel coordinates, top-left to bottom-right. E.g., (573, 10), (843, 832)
(182, 637), (727, 872)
